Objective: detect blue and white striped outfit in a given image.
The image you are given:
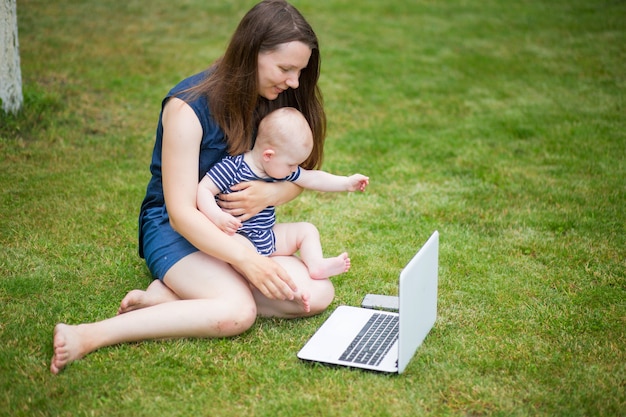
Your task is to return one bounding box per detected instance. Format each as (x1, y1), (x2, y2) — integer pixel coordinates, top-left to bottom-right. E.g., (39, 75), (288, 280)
(206, 154), (301, 256)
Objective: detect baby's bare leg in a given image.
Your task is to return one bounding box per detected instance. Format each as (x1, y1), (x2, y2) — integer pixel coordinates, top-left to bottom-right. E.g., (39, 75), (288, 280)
(272, 222), (351, 280)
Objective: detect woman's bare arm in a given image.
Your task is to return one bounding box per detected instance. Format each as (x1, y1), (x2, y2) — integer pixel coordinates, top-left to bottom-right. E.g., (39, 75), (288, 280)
(217, 181), (302, 222)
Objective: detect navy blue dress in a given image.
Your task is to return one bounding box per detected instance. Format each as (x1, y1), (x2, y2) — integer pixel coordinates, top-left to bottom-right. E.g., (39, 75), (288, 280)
(139, 71), (228, 279)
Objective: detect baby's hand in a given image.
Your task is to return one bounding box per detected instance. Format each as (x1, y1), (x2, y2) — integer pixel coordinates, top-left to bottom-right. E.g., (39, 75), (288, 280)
(216, 212), (242, 235)
(347, 174), (369, 192)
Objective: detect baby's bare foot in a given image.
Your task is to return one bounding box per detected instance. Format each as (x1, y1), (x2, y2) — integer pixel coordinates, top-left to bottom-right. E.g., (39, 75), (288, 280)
(297, 290), (311, 314)
(50, 324), (86, 374)
(309, 252), (351, 280)
(118, 280), (178, 315)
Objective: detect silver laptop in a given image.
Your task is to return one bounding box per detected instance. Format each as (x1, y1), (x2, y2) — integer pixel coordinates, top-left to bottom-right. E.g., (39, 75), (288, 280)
(297, 231), (439, 374)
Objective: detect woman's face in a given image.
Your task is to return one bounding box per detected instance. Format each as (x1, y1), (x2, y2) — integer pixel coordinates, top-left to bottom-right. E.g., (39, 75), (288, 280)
(257, 41), (312, 100)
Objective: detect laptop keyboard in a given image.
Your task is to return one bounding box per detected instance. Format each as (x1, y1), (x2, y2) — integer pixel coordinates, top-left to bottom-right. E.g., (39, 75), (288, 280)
(339, 312), (399, 366)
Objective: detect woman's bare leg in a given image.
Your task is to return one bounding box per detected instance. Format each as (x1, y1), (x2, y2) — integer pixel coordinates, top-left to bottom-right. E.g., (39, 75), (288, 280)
(253, 255), (335, 318)
(51, 252), (256, 374)
(118, 233), (331, 317)
(118, 254), (334, 318)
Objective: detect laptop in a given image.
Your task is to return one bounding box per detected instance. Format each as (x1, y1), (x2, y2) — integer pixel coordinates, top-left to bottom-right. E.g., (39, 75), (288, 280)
(297, 231), (439, 374)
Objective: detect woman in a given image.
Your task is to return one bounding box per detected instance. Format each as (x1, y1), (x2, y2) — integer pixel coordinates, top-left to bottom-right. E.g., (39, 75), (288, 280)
(50, 0), (334, 374)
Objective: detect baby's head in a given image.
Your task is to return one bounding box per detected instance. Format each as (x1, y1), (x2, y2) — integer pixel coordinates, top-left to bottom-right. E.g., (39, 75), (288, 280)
(255, 107), (314, 178)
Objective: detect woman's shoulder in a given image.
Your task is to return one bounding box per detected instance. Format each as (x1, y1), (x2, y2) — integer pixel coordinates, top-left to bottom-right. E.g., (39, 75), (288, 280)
(162, 71), (211, 115)
(168, 71), (210, 97)
(163, 70), (224, 141)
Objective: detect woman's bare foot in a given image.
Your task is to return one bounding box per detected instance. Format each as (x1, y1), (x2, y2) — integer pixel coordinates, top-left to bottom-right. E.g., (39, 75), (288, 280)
(50, 324), (87, 374)
(118, 279), (179, 315)
(309, 252), (351, 280)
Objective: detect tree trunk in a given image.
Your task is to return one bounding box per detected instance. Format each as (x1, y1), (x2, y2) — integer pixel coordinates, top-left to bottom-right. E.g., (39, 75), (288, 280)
(1, 0), (23, 115)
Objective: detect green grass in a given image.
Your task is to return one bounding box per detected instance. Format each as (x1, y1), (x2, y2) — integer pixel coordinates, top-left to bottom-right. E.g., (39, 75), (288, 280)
(1, 0), (624, 416)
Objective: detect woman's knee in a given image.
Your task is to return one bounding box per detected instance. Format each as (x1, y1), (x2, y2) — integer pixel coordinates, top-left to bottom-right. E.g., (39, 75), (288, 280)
(221, 301), (258, 335)
(162, 252), (259, 335)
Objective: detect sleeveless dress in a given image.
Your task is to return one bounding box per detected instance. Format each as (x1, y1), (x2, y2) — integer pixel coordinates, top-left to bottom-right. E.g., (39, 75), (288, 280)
(138, 71), (228, 280)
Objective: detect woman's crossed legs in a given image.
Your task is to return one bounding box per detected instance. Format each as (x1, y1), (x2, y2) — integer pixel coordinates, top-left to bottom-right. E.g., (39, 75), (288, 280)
(51, 252), (333, 374)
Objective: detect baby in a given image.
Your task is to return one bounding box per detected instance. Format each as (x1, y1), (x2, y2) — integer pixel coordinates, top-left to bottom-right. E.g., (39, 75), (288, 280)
(197, 107), (368, 280)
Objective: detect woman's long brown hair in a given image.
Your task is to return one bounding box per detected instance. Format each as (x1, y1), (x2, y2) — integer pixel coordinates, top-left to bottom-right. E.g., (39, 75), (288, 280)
(192, 0), (326, 169)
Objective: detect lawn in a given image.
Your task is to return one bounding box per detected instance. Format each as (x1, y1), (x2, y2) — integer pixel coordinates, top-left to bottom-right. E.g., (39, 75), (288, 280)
(1, 0), (624, 416)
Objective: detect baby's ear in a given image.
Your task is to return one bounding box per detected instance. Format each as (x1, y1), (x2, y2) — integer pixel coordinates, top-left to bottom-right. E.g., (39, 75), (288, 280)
(262, 149), (275, 161)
